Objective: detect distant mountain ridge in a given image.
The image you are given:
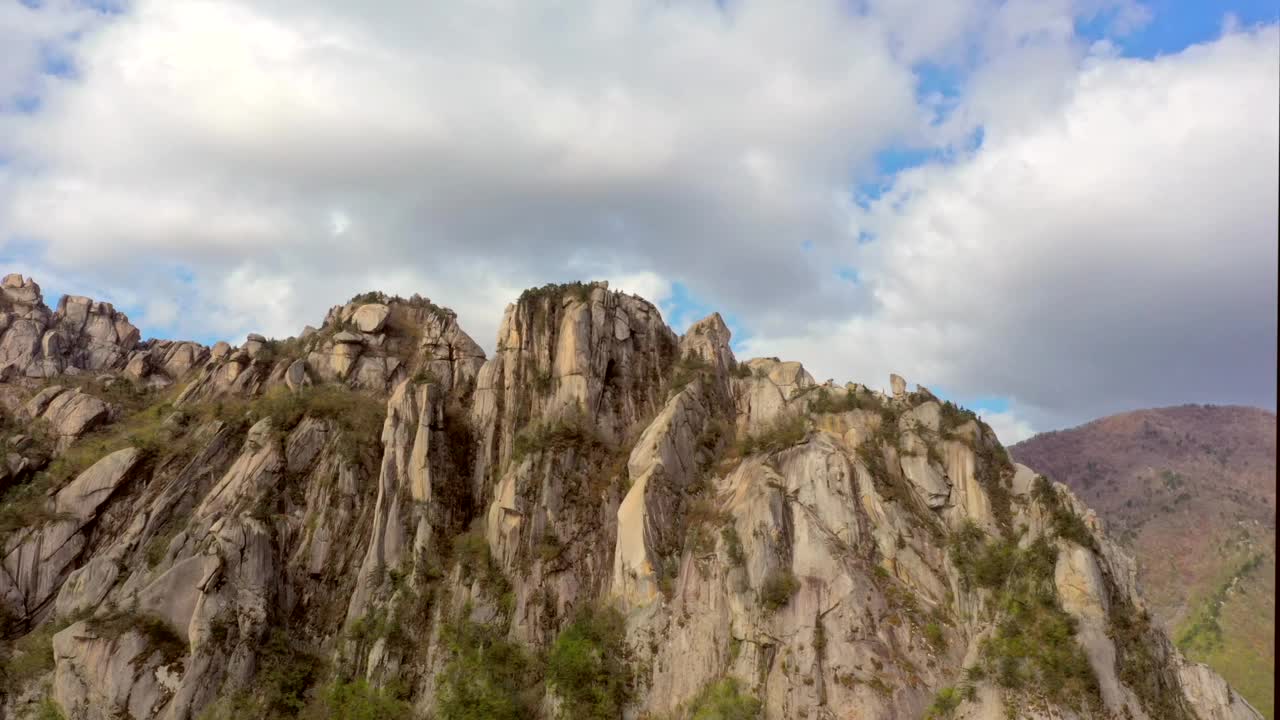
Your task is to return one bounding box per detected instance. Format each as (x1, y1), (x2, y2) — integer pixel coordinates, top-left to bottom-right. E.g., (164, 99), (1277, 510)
(0, 273), (1264, 720)
(1011, 404), (1276, 718)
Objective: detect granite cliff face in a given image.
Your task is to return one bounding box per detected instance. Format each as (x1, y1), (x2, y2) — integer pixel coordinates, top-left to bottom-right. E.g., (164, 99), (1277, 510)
(0, 276), (1261, 720)
(1011, 407), (1276, 718)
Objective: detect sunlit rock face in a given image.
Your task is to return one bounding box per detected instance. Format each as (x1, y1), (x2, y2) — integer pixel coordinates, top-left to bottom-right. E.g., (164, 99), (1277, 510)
(0, 277), (1260, 720)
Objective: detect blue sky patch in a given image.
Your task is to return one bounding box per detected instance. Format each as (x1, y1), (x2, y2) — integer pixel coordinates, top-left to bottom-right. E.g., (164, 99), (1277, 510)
(854, 145), (937, 208)
(923, 385), (1014, 416)
(662, 281), (752, 353)
(1078, 2), (1278, 58)
(40, 44), (77, 80)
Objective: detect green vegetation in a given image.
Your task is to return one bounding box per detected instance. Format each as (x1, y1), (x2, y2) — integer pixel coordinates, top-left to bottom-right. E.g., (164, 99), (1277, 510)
(303, 680), (410, 720)
(760, 569), (800, 612)
(807, 387), (863, 414)
(1109, 598), (1196, 720)
(39, 375), (155, 414)
(449, 521), (510, 599)
(510, 410), (611, 464)
(684, 677), (762, 719)
(143, 506), (192, 570)
(0, 391), (181, 543)
(924, 686), (966, 718)
(1, 382), (383, 543)
(31, 698), (67, 720)
(2, 619), (62, 688)
(349, 291), (386, 305)
(694, 419), (732, 470)
(518, 281), (594, 308)
(240, 385), (387, 464)
(84, 610), (186, 667)
(735, 415), (806, 457)
(198, 630), (325, 719)
(252, 336), (308, 369)
(1177, 552), (1264, 655)
(1177, 550), (1275, 719)
(949, 522), (1016, 590)
(546, 605), (632, 720)
(1031, 476), (1096, 549)
(938, 401), (978, 434)
(196, 627), (415, 720)
(0, 477), (66, 544)
(950, 524), (1100, 710)
(671, 351), (712, 395)
(721, 526), (746, 568)
(435, 616), (542, 720)
(856, 438), (917, 511)
(347, 607), (410, 656)
(924, 621), (946, 651)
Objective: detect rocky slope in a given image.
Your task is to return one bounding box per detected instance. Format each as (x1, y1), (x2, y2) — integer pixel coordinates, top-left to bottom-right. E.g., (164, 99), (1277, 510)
(1011, 406), (1276, 718)
(0, 273), (1262, 720)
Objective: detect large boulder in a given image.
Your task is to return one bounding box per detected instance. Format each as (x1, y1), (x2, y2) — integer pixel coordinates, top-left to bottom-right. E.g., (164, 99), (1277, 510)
(0, 277), (149, 377)
(22, 387), (112, 445)
(55, 448), (142, 521)
(0, 448), (140, 620)
(352, 303), (391, 333)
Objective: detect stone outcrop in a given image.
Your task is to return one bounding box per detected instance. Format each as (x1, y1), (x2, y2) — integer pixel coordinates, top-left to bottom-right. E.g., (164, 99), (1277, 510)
(21, 386), (113, 448)
(1, 448), (141, 620)
(0, 277), (1259, 720)
(0, 275), (146, 379)
(173, 292), (486, 405)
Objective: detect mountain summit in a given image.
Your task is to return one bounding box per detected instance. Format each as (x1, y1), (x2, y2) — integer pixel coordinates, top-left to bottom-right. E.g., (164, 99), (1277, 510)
(0, 276), (1261, 719)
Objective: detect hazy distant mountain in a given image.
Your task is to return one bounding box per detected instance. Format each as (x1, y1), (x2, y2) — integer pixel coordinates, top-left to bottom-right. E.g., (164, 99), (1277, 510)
(1012, 405), (1276, 718)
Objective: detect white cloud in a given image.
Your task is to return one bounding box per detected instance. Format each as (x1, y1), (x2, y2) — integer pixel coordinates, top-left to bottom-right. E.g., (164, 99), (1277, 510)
(0, 2), (1275, 434)
(0, 0), (924, 344)
(979, 410), (1038, 445)
(745, 24), (1280, 430)
(0, 1), (113, 106)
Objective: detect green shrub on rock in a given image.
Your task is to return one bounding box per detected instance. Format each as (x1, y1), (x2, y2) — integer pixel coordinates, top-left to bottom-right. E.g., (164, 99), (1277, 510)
(435, 617), (541, 720)
(547, 605), (632, 720)
(760, 569), (800, 612)
(686, 677), (762, 720)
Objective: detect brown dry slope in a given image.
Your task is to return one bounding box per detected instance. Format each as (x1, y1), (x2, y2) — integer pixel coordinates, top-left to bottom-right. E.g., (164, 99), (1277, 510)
(1011, 405), (1276, 718)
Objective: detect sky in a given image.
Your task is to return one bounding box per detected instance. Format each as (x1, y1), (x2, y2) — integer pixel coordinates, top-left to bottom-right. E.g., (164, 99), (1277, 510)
(1, 0), (1276, 443)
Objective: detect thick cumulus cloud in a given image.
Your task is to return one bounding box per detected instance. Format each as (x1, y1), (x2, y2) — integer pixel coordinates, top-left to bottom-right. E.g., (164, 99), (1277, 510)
(0, 0), (1275, 435)
(745, 25), (1280, 434)
(0, 0), (928, 345)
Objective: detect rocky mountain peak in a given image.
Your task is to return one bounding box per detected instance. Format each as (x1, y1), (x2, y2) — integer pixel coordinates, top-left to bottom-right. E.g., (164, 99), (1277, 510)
(0, 274), (1262, 720)
(0, 273), (145, 383)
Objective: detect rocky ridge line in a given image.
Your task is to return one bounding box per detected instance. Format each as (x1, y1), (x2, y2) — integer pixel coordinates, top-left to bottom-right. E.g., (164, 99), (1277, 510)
(0, 275), (1261, 720)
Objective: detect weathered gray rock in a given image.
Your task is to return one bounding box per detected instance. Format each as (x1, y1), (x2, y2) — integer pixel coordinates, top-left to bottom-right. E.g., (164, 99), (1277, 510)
(613, 382), (714, 607)
(1179, 660), (1264, 720)
(125, 353), (151, 379)
(731, 357), (815, 433)
(0, 317), (43, 372)
(0, 277), (144, 379)
(0, 278), (1256, 720)
(55, 448), (141, 521)
(23, 387), (113, 446)
(352, 303), (391, 333)
(890, 373), (907, 397)
(0, 448), (140, 622)
(52, 620), (179, 720)
(284, 359), (309, 390)
(1, 273), (43, 307)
